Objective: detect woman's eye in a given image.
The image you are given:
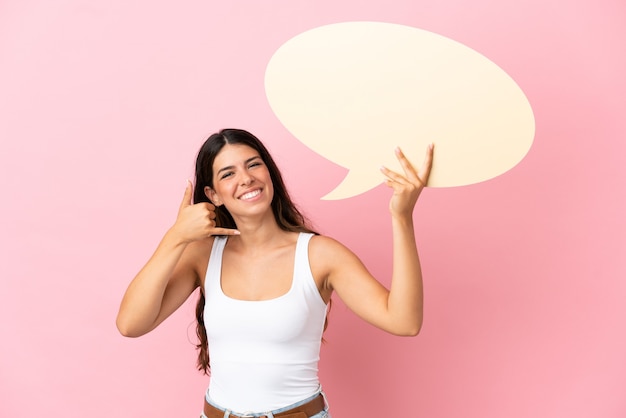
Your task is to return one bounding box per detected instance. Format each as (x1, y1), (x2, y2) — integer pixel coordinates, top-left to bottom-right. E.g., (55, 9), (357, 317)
(220, 172), (233, 179)
(249, 162), (262, 168)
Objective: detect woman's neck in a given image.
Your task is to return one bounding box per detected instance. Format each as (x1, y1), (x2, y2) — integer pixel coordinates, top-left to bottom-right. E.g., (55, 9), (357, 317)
(228, 213), (294, 254)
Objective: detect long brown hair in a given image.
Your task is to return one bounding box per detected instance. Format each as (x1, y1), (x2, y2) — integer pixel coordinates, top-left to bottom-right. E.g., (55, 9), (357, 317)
(192, 128), (326, 374)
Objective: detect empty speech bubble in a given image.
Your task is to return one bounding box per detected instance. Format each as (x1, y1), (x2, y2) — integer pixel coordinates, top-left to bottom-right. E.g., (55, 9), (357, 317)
(265, 22), (535, 200)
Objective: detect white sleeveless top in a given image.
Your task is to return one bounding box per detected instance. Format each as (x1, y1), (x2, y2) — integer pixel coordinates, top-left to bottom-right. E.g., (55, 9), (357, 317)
(203, 233), (328, 412)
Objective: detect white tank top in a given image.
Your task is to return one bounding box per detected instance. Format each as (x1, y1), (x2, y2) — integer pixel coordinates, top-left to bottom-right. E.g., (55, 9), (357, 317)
(203, 233), (328, 412)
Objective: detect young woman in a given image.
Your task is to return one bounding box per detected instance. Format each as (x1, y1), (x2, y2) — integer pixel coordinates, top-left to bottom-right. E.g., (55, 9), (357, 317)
(116, 128), (434, 418)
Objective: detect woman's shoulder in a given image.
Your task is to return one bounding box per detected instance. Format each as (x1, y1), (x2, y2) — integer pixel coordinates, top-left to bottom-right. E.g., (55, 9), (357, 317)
(186, 236), (217, 256)
(308, 235), (365, 292)
(309, 234), (355, 262)
(181, 237), (217, 283)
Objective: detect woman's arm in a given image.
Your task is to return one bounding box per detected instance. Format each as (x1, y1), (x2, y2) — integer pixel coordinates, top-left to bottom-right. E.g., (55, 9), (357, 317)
(116, 182), (239, 337)
(318, 144), (433, 336)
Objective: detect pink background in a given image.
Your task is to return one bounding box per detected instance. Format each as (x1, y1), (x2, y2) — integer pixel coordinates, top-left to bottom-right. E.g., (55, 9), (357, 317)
(1, 1), (625, 417)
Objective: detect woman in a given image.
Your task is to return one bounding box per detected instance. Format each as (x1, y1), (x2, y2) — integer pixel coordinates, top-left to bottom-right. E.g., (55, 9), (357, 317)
(116, 128), (434, 418)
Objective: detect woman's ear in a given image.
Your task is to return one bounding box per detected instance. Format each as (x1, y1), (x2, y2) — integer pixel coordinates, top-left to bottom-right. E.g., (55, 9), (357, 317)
(204, 186), (221, 206)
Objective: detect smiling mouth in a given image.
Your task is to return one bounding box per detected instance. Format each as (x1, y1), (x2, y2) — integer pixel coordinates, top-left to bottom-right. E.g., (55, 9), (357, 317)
(239, 189), (261, 200)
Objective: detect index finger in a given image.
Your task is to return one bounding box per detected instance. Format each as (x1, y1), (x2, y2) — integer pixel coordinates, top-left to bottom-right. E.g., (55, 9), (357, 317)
(394, 146), (419, 181)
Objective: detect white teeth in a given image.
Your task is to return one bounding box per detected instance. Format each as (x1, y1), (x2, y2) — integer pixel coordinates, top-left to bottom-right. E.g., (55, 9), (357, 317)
(240, 189), (261, 200)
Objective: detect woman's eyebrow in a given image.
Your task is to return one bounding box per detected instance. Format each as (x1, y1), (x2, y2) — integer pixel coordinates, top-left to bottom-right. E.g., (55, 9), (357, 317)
(216, 156), (261, 175)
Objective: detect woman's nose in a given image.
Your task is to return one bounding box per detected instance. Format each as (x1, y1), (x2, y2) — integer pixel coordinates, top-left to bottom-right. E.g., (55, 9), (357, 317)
(240, 172), (254, 186)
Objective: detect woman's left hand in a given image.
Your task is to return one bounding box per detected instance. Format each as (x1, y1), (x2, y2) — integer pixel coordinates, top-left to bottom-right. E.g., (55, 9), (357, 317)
(380, 144), (434, 218)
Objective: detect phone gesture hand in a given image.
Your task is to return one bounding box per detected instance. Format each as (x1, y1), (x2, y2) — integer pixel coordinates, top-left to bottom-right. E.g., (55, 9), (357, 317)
(174, 181), (240, 242)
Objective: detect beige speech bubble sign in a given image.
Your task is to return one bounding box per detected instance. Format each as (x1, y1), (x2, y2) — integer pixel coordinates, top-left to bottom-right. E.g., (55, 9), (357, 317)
(265, 22), (535, 199)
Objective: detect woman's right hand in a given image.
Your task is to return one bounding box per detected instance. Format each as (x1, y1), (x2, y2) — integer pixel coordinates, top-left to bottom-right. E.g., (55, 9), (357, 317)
(173, 181), (240, 242)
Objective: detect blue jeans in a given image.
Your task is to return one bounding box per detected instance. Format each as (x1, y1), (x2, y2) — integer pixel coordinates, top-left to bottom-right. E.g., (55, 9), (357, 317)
(201, 388), (331, 418)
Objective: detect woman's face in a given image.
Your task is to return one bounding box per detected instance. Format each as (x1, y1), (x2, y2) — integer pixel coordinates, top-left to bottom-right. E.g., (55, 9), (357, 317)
(205, 143), (274, 218)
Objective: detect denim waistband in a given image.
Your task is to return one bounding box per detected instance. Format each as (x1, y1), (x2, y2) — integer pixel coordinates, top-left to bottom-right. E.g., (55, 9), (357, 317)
(203, 386), (329, 418)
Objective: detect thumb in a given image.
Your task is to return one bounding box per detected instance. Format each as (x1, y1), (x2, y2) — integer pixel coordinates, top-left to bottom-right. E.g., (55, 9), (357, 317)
(180, 180), (193, 210)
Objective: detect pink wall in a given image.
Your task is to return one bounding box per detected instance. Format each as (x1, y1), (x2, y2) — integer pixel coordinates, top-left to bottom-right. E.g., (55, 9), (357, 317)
(1, 1), (624, 417)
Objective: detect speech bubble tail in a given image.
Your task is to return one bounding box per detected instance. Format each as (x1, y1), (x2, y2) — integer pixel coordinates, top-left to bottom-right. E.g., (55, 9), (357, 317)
(321, 171), (380, 201)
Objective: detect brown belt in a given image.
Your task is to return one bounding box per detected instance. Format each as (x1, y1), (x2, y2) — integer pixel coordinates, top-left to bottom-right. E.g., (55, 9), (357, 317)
(203, 394), (325, 418)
